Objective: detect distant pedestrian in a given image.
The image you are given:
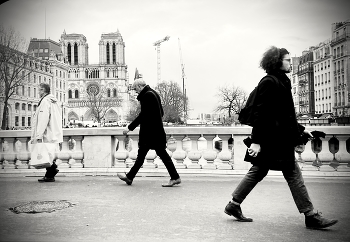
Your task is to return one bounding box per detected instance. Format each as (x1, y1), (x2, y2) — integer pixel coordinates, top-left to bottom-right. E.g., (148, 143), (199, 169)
(31, 83), (63, 182)
(117, 79), (181, 187)
(224, 46), (338, 229)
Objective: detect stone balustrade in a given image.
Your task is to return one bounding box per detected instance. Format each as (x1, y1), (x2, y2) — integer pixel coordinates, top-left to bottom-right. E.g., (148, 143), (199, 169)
(0, 126), (349, 176)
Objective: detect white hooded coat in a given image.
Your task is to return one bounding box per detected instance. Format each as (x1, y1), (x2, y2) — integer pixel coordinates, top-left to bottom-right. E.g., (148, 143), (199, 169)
(31, 94), (63, 143)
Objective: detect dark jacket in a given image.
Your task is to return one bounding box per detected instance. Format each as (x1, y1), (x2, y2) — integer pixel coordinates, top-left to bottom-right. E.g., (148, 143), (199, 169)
(245, 70), (305, 170)
(128, 85), (167, 149)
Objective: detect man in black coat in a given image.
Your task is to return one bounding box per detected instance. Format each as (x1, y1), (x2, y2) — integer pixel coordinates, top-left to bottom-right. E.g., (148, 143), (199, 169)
(117, 79), (181, 187)
(224, 46), (338, 229)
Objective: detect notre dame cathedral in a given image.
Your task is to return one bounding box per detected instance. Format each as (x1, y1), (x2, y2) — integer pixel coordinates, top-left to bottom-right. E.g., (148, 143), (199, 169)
(60, 30), (131, 124)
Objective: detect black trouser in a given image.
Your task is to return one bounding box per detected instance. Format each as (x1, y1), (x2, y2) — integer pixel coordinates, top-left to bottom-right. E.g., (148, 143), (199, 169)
(45, 162), (58, 178)
(126, 146), (180, 180)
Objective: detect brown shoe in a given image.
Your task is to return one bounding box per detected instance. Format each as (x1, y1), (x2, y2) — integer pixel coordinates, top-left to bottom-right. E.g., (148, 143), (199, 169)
(305, 212), (338, 229)
(224, 201), (253, 222)
(117, 173), (133, 185)
(162, 178), (181, 187)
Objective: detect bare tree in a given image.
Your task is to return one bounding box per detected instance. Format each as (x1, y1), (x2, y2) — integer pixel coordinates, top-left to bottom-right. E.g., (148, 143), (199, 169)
(126, 98), (140, 122)
(155, 81), (188, 123)
(215, 84), (248, 119)
(0, 25), (34, 129)
(85, 84), (122, 124)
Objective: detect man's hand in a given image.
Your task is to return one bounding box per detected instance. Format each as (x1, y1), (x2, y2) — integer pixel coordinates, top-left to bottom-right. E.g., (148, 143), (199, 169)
(123, 129), (130, 135)
(248, 143), (261, 157)
(303, 129), (314, 141)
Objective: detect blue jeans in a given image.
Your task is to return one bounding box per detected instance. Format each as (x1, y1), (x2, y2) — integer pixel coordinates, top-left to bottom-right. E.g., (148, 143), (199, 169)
(232, 161), (314, 213)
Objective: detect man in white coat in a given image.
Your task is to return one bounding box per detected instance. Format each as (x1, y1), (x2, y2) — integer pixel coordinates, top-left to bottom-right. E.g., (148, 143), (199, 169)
(31, 83), (63, 182)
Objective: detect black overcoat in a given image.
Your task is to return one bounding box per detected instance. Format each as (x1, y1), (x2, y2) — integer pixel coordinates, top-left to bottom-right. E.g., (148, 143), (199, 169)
(245, 70), (305, 170)
(128, 85), (167, 149)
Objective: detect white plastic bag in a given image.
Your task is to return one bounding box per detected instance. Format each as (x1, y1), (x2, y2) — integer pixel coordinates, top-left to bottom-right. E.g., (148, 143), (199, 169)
(29, 142), (57, 169)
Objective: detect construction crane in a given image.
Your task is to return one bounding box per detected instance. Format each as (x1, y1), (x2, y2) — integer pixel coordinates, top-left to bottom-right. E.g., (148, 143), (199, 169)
(178, 38), (187, 119)
(153, 36), (170, 83)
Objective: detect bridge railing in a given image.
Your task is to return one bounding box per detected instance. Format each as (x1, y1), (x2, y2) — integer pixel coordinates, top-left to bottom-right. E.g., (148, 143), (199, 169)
(1, 126), (349, 175)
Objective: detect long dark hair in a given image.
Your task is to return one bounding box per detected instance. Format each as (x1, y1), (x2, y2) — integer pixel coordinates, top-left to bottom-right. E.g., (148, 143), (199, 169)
(259, 46), (289, 73)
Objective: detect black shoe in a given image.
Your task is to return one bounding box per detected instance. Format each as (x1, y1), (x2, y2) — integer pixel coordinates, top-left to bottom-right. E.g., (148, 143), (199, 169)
(305, 212), (338, 229)
(162, 178), (181, 187)
(224, 201), (253, 222)
(117, 173), (132, 185)
(38, 177), (55, 182)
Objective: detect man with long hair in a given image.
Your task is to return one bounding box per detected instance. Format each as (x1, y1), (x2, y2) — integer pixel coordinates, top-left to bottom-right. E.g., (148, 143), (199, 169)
(224, 46), (338, 229)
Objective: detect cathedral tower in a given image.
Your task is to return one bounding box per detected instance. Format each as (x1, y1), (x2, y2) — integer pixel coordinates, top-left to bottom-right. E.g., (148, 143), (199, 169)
(99, 30), (125, 65)
(60, 30), (89, 65)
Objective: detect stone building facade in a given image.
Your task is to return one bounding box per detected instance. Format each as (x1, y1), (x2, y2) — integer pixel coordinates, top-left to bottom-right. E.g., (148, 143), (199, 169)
(59, 30), (131, 124)
(331, 20), (350, 117)
(313, 39), (333, 116)
(0, 42), (69, 129)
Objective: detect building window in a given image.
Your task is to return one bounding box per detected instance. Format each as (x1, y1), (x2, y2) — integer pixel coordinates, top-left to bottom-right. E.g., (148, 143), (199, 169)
(107, 89), (111, 97)
(15, 116), (19, 126)
(75, 90), (79, 99)
(113, 43), (116, 64)
(74, 43), (78, 65)
(113, 89), (117, 97)
(106, 43), (110, 64)
(67, 43), (71, 64)
(68, 90), (72, 99)
(22, 117), (25, 126)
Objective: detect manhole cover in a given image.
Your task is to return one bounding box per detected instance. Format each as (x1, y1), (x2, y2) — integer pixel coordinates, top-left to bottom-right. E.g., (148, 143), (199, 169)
(9, 200), (75, 214)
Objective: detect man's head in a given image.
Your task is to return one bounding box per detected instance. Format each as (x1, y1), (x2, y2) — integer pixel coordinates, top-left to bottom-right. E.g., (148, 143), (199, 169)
(39, 83), (50, 98)
(260, 46), (291, 73)
(131, 79), (146, 94)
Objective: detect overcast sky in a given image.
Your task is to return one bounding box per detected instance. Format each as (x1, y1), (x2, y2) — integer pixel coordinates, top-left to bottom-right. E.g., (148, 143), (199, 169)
(1, 0), (349, 118)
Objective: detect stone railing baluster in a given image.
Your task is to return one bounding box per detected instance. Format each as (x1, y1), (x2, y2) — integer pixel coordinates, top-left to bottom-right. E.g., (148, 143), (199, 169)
(15, 137), (30, 169)
(336, 136), (350, 171)
(201, 134), (217, 170)
(56, 136), (70, 168)
(187, 134), (202, 169)
(182, 135), (192, 168)
(114, 136), (128, 168)
(171, 134), (186, 169)
(318, 136), (335, 172)
(299, 141), (319, 171)
(2, 138), (16, 169)
(217, 134), (233, 170)
(329, 136), (340, 170)
(311, 137), (323, 168)
(69, 136), (84, 168)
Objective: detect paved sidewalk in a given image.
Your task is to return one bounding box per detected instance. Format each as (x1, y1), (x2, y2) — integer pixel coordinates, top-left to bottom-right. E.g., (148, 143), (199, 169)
(0, 175), (349, 242)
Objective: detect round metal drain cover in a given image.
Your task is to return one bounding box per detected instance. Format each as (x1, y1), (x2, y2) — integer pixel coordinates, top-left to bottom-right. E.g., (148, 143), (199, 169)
(9, 200), (75, 214)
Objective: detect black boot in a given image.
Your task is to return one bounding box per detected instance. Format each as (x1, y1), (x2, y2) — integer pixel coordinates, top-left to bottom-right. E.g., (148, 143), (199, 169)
(224, 201), (253, 222)
(305, 212), (338, 229)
